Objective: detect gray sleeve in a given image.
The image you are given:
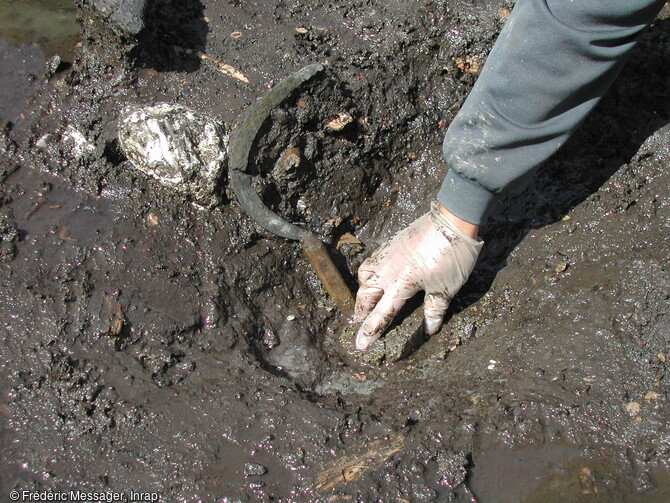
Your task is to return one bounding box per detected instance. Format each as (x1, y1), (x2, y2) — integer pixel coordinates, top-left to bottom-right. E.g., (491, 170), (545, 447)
(438, 0), (665, 225)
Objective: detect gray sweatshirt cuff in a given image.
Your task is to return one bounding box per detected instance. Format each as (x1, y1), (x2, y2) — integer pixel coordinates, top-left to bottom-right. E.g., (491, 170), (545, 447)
(437, 169), (496, 226)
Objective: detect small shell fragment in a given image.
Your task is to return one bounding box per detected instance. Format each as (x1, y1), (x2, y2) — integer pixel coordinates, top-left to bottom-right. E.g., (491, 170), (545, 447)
(272, 146), (301, 182)
(625, 401), (641, 415)
(146, 212), (160, 227)
(325, 112), (353, 131)
(454, 56), (480, 74)
(554, 260), (569, 273)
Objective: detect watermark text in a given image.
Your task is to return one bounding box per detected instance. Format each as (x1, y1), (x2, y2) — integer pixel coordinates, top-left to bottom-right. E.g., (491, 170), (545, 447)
(9, 490), (160, 502)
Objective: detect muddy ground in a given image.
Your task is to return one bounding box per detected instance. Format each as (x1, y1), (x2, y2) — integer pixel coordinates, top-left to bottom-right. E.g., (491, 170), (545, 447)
(1, 0), (669, 501)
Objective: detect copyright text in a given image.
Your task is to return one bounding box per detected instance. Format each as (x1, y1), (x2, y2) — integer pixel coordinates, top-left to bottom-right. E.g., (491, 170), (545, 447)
(9, 490), (160, 502)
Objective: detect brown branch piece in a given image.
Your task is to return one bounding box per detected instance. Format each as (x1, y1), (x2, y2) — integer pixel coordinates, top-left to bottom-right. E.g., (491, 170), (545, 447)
(103, 294), (125, 337)
(198, 52), (250, 84)
(315, 434), (406, 493)
(25, 197), (47, 220)
(173, 46), (250, 84)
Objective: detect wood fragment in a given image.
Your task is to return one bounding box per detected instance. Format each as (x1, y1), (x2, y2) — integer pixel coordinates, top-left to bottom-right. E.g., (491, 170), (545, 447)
(198, 52), (250, 83)
(336, 232), (362, 249)
(174, 46), (250, 84)
(25, 197), (46, 219)
(498, 7), (511, 19)
(316, 434), (405, 492)
(58, 225), (77, 242)
(104, 295), (125, 337)
(454, 56), (480, 74)
(325, 112), (353, 131)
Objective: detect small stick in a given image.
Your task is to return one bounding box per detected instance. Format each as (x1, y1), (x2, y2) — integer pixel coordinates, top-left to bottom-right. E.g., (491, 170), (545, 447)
(300, 232), (355, 317)
(197, 52), (250, 84)
(173, 46), (250, 83)
(315, 434), (405, 492)
(25, 197), (46, 219)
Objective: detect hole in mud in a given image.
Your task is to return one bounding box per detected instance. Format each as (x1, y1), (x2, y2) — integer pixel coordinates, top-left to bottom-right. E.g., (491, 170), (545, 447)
(230, 74), (408, 391)
(101, 138), (125, 166)
(247, 75), (385, 245)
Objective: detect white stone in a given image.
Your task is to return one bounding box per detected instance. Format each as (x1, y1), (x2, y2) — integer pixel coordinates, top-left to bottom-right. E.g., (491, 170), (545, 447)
(118, 103), (228, 207)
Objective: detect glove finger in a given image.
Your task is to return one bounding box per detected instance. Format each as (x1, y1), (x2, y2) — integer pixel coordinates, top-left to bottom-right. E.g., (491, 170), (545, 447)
(355, 289), (406, 350)
(357, 257), (377, 285)
(358, 239), (393, 280)
(423, 292), (451, 336)
(354, 283), (384, 322)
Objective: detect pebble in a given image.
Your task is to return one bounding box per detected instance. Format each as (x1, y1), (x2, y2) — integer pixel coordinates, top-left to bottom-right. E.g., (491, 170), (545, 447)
(44, 54), (62, 78)
(244, 462), (268, 477)
(625, 401), (641, 415)
(262, 328), (279, 349)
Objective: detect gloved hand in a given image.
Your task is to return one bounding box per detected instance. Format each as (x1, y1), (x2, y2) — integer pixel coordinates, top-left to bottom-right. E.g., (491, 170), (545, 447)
(354, 201), (483, 350)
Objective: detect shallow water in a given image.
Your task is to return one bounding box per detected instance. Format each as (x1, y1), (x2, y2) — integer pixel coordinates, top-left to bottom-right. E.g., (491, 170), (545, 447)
(470, 442), (670, 503)
(0, 0), (79, 58)
(0, 0), (79, 122)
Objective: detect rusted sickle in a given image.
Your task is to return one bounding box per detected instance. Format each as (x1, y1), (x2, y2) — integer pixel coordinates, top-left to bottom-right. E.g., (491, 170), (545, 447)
(228, 63), (354, 316)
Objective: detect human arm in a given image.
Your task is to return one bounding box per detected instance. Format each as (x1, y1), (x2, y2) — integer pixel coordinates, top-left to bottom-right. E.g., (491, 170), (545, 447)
(355, 0), (665, 351)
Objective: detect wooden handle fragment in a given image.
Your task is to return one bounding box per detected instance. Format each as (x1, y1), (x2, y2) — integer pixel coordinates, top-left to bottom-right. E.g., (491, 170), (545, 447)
(300, 232), (355, 317)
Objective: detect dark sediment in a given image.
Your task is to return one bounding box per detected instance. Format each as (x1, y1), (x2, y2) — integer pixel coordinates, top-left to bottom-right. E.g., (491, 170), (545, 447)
(1, 1), (669, 501)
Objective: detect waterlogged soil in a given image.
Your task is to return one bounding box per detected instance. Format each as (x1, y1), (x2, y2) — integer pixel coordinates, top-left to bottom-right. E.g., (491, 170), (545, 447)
(1, 0), (669, 501)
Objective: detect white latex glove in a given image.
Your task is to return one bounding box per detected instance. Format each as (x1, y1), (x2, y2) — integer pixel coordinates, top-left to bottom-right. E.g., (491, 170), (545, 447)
(355, 201), (483, 350)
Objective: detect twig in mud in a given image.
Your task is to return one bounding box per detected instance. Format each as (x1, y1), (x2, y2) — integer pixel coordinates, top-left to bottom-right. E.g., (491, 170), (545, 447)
(25, 197), (46, 219)
(315, 434), (405, 492)
(58, 226), (77, 242)
(199, 52), (250, 83)
(174, 46), (250, 83)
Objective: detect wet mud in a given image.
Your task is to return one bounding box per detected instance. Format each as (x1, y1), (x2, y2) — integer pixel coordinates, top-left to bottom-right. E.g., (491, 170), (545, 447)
(1, 0), (669, 501)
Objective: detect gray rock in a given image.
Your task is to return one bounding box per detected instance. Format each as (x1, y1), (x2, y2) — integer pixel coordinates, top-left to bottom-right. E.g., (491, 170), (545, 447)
(77, 0), (147, 36)
(243, 462), (268, 477)
(118, 103), (228, 207)
(436, 451), (468, 489)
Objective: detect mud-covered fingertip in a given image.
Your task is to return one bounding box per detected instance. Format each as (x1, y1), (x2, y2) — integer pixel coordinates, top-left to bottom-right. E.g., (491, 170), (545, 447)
(354, 327), (377, 351)
(354, 334), (371, 350)
(354, 285), (384, 323)
(424, 316), (443, 337)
